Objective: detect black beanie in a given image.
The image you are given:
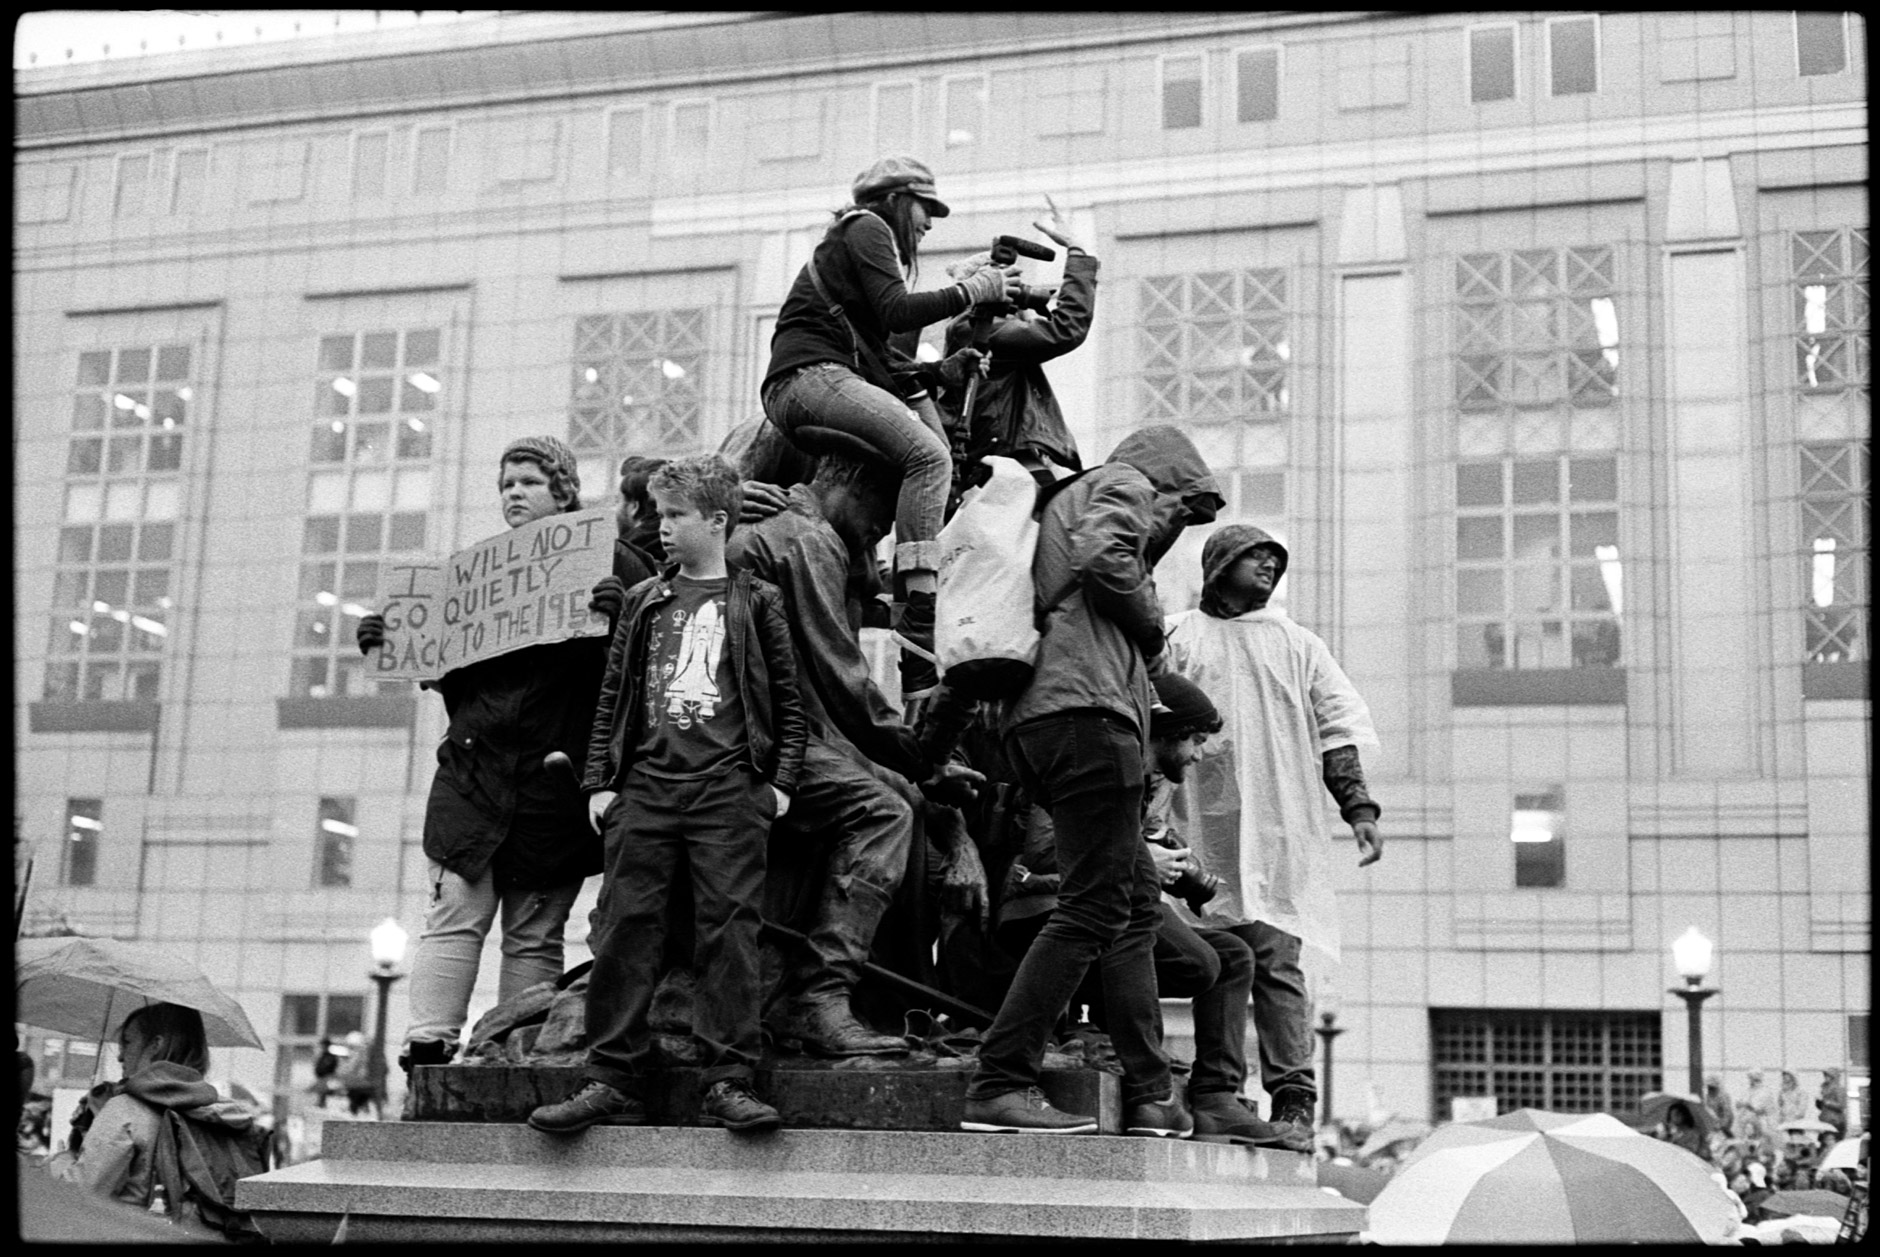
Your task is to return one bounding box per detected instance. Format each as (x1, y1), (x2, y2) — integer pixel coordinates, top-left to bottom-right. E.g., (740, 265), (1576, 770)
(1150, 671), (1222, 741)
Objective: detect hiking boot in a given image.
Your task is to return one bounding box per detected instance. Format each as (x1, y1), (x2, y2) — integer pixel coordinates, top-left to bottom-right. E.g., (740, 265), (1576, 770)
(961, 1087), (1098, 1134)
(1269, 1092), (1318, 1154)
(700, 1080), (782, 1133)
(527, 1081), (647, 1134)
(1191, 1092), (1300, 1148)
(771, 997), (909, 1058)
(1125, 1089), (1195, 1139)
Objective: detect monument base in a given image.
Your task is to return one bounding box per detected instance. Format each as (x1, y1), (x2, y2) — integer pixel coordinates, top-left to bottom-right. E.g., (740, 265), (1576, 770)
(238, 1122), (1364, 1244)
(410, 1059), (1122, 1134)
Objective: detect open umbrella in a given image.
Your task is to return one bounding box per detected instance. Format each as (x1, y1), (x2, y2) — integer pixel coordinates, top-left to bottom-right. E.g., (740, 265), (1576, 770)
(1638, 1090), (1715, 1137)
(1781, 1117), (1836, 1134)
(1759, 1188), (1851, 1222)
(1359, 1117), (1434, 1160)
(15, 936), (262, 1050)
(1819, 1133), (1867, 1172)
(1364, 1109), (1741, 1244)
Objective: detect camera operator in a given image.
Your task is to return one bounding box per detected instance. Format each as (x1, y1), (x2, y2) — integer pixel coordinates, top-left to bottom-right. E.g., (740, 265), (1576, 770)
(934, 203), (1093, 489)
(995, 671), (1301, 1149)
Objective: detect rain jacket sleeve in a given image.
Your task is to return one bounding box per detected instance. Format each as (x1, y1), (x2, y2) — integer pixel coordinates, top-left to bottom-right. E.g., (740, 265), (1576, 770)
(1308, 636), (1379, 755)
(981, 249), (1098, 364)
(1068, 470), (1166, 659)
(46, 1094), (152, 1205)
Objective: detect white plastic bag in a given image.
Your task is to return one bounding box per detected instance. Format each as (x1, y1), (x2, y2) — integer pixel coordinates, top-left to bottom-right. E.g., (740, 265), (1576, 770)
(935, 456), (1041, 698)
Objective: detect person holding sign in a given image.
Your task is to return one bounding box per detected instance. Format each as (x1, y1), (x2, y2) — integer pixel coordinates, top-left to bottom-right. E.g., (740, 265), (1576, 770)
(357, 435), (619, 1081)
(529, 455), (807, 1135)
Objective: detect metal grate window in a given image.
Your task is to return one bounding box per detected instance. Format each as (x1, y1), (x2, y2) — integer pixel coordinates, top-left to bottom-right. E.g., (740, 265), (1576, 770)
(1137, 268), (1289, 520)
(291, 328), (440, 698)
(1793, 228), (1869, 666)
(1431, 1009), (1661, 1121)
(46, 344), (192, 704)
(568, 309), (708, 465)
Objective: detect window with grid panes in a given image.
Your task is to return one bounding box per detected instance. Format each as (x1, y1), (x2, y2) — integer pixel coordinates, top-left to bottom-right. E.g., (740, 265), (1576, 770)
(63, 799), (102, 887)
(1431, 1010), (1661, 1120)
(274, 992), (367, 1105)
(1793, 228), (1869, 665)
(568, 310), (708, 468)
(1453, 247), (1623, 670)
(46, 345), (192, 704)
(314, 797), (356, 889)
(1137, 268), (1289, 519)
(291, 328), (440, 699)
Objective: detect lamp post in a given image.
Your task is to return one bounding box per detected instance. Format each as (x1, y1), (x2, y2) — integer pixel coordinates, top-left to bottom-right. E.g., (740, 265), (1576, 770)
(1669, 926), (1719, 1096)
(367, 917), (409, 1117)
(1314, 1009), (1346, 1130)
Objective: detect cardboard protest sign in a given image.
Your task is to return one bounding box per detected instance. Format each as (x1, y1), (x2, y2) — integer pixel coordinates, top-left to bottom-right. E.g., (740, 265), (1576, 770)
(368, 507), (615, 682)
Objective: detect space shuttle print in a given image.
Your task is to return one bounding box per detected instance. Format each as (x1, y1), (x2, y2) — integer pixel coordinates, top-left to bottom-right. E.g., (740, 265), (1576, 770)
(661, 598), (725, 728)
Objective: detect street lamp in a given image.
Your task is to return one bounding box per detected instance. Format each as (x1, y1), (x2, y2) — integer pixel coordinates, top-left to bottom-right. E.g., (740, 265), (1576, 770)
(367, 917), (409, 1116)
(1669, 926), (1719, 1095)
(1314, 1005), (1346, 1130)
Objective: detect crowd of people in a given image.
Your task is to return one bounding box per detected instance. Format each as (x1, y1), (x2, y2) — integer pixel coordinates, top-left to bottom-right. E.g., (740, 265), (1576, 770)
(345, 153), (1389, 1143)
(1677, 1069), (1866, 1212)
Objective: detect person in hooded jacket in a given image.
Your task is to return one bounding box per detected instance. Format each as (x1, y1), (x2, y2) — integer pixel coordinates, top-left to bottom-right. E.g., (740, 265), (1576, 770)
(46, 1003), (258, 1209)
(960, 424), (1222, 1137)
(1163, 524), (1383, 1148)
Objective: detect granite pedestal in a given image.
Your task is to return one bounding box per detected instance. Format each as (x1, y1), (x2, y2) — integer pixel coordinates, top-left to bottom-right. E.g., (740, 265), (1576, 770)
(237, 1121), (1364, 1243)
(408, 1059), (1123, 1133)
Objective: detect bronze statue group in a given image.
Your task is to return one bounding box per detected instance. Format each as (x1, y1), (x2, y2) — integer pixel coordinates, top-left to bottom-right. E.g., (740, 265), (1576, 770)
(362, 155), (1385, 1145)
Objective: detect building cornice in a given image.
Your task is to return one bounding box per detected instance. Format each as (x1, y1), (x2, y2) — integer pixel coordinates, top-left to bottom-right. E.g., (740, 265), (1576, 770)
(15, 10), (1374, 151)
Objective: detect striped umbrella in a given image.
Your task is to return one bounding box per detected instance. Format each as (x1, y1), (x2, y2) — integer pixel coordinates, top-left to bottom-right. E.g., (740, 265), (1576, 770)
(1364, 1109), (1741, 1244)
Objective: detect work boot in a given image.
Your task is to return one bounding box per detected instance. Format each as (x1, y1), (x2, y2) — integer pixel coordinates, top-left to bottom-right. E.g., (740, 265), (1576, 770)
(894, 591), (938, 700)
(961, 1087), (1098, 1135)
(1125, 1088), (1195, 1139)
(700, 1079), (782, 1133)
(1190, 1091), (1302, 1148)
(1269, 1089), (1319, 1154)
(770, 995), (909, 1057)
(527, 1081), (647, 1134)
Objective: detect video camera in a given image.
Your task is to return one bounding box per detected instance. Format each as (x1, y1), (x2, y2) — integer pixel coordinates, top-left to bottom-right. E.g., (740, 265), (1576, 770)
(985, 234), (1057, 315)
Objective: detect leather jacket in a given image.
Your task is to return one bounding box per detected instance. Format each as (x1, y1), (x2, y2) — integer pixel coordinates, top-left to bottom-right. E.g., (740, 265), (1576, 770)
(582, 568), (807, 795)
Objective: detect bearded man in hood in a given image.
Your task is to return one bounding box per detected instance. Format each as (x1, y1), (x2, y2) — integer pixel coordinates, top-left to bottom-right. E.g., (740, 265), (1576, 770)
(1163, 524), (1384, 1146)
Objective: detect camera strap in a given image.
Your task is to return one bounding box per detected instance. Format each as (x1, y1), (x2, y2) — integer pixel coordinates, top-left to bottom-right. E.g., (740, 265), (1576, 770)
(805, 215), (904, 396)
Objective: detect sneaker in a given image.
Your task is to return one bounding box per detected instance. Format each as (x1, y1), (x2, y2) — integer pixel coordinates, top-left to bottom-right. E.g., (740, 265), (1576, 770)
(1190, 1092), (1301, 1149)
(700, 1080), (782, 1133)
(961, 1087), (1098, 1134)
(1125, 1089), (1195, 1139)
(527, 1081), (647, 1134)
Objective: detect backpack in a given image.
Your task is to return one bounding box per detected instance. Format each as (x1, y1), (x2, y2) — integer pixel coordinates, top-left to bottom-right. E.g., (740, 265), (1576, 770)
(935, 456), (1084, 700)
(147, 1104), (271, 1244)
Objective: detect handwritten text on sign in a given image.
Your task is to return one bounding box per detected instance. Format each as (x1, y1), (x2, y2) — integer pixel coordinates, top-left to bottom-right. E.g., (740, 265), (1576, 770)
(369, 508), (615, 680)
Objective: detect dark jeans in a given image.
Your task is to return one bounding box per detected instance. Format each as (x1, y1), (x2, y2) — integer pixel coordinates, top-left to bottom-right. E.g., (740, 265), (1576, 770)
(1224, 920), (1316, 1104)
(584, 766), (773, 1092)
(1155, 909), (1256, 1097)
(967, 710), (1172, 1109)
(1080, 903), (1255, 1098)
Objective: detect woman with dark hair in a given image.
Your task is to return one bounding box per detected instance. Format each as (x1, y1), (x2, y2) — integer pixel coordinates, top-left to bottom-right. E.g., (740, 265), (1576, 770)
(762, 155), (1021, 696)
(45, 1003), (256, 1207)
